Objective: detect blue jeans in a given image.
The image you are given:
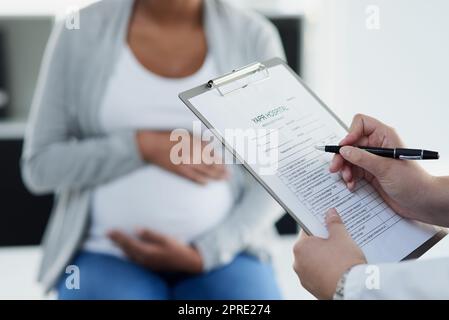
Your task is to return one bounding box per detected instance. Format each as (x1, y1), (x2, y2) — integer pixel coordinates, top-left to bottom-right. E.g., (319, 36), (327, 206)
(57, 251), (282, 300)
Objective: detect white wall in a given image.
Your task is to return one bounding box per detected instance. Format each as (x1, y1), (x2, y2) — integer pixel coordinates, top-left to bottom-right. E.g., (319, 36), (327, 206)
(302, 0), (449, 175)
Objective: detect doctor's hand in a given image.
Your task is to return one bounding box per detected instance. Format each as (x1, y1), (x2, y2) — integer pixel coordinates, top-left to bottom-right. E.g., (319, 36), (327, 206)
(329, 114), (443, 225)
(293, 209), (367, 300)
(109, 229), (204, 273)
(136, 131), (229, 185)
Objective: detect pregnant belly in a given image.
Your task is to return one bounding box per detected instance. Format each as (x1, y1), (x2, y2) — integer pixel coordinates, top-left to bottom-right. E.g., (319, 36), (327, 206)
(90, 166), (234, 243)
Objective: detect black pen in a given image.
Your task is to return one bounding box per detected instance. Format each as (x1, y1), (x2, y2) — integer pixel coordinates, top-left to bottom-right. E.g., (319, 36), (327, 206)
(315, 145), (440, 160)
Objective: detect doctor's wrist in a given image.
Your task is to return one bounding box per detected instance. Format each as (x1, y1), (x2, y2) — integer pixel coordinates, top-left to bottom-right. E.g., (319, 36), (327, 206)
(332, 262), (369, 300)
(333, 270), (350, 300)
(426, 176), (449, 227)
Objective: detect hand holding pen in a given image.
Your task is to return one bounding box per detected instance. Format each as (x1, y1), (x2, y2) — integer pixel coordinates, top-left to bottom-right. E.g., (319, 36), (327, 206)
(319, 114), (443, 224)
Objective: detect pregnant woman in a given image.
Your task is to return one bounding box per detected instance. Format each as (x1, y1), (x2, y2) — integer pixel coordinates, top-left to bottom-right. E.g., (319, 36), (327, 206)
(22, 0), (285, 299)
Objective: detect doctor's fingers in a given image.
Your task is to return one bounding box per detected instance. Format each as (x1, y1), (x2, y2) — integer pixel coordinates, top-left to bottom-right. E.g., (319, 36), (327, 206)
(329, 154), (344, 173)
(340, 114), (383, 146)
(298, 229), (309, 241)
(329, 134), (369, 173)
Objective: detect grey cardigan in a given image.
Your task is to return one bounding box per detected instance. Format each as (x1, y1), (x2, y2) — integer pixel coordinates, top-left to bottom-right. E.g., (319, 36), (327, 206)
(22, 0), (285, 292)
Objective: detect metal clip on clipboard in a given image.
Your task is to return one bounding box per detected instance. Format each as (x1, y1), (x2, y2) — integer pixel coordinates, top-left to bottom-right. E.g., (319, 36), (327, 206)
(207, 62), (270, 96)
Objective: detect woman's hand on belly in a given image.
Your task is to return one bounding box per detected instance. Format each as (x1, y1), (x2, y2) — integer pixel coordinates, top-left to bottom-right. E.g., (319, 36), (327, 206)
(108, 228), (203, 273)
(136, 131), (228, 185)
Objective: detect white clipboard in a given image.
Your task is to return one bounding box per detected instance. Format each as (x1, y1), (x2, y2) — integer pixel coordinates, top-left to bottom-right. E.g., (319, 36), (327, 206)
(179, 57), (445, 263)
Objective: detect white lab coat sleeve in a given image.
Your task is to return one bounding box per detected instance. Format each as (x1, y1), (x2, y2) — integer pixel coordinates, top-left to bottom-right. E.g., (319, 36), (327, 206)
(344, 258), (449, 299)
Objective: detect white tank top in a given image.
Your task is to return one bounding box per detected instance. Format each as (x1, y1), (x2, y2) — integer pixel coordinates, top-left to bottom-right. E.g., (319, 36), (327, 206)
(83, 45), (234, 257)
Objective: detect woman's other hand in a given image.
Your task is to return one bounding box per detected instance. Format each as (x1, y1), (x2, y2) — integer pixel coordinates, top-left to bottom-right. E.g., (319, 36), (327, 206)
(109, 228), (203, 273)
(136, 131), (228, 185)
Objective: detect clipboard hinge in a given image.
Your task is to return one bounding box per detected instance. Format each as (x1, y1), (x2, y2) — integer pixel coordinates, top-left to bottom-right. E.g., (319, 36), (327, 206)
(207, 62), (269, 96)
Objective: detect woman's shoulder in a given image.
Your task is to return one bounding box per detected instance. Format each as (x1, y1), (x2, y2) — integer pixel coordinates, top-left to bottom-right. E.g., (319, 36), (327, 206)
(56, 0), (127, 44)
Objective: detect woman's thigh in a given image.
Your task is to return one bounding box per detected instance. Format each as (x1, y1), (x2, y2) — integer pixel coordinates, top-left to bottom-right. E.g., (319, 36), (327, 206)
(173, 254), (282, 300)
(57, 251), (170, 300)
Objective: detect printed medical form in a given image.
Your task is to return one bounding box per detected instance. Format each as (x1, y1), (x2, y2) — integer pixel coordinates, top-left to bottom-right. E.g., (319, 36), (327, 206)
(182, 61), (438, 263)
